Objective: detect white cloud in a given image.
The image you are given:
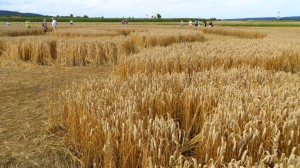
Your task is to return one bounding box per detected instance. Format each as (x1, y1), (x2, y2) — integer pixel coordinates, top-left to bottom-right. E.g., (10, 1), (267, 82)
(1, 0), (300, 19)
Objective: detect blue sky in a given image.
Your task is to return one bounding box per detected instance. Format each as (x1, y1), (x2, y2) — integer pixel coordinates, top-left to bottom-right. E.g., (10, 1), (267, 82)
(0, 0), (299, 19)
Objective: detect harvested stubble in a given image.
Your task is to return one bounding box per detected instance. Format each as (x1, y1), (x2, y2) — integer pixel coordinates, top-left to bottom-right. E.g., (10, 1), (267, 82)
(50, 67), (300, 167)
(118, 38), (300, 78)
(201, 27), (267, 39)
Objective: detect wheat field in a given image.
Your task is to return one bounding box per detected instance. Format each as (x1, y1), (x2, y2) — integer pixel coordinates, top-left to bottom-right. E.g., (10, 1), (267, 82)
(1, 22), (300, 167)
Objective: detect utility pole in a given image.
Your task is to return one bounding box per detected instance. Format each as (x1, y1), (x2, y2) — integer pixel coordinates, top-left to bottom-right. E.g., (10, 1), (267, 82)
(278, 12), (280, 21)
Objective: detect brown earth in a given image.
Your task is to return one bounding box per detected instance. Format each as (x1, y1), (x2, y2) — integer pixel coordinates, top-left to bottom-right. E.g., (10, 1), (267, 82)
(0, 61), (115, 167)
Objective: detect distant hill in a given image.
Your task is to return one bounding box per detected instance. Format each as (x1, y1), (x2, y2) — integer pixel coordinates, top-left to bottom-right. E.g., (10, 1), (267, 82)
(281, 16), (300, 20)
(226, 16), (300, 21)
(0, 10), (45, 17)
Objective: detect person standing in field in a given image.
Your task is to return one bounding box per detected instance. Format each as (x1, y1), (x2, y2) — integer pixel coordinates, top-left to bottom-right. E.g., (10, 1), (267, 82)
(52, 18), (57, 30)
(208, 20), (213, 27)
(180, 20), (183, 26)
(25, 20), (31, 28)
(203, 20), (207, 27)
(188, 20), (193, 27)
(195, 19), (199, 27)
(42, 19), (48, 32)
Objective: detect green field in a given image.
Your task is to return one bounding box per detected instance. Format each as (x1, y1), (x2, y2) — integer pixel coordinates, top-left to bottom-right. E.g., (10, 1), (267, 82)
(1, 17), (300, 27)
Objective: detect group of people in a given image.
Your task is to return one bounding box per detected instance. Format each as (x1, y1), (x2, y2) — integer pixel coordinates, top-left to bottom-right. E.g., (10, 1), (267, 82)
(41, 18), (57, 32)
(6, 18), (214, 31)
(5, 18), (58, 32)
(183, 19), (213, 27)
(23, 18), (57, 32)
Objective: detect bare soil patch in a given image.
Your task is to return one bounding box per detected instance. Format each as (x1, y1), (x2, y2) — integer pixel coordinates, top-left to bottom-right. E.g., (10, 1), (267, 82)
(0, 63), (114, 167)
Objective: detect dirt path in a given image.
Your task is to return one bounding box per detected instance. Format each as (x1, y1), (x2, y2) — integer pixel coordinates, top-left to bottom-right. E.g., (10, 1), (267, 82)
(0, 64), (114, 167)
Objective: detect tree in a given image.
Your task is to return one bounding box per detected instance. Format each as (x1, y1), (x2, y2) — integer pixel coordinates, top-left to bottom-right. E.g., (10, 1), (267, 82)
(157, 13), (162, 19)
(70, 14), (73, 18)
(83, 15), (89, 18)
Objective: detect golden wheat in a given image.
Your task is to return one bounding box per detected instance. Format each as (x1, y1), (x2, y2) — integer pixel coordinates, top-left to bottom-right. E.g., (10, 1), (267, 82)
(201, 27), (267, 39)
(3, 37), (57, 65)
(2, 28), (204, 66)
(118, 38), (300, 79)
(50, 66), (300, 167)
(49, 28), (136, 38)
(0, 28), (49, 37)
(3, 24), (298, 167)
